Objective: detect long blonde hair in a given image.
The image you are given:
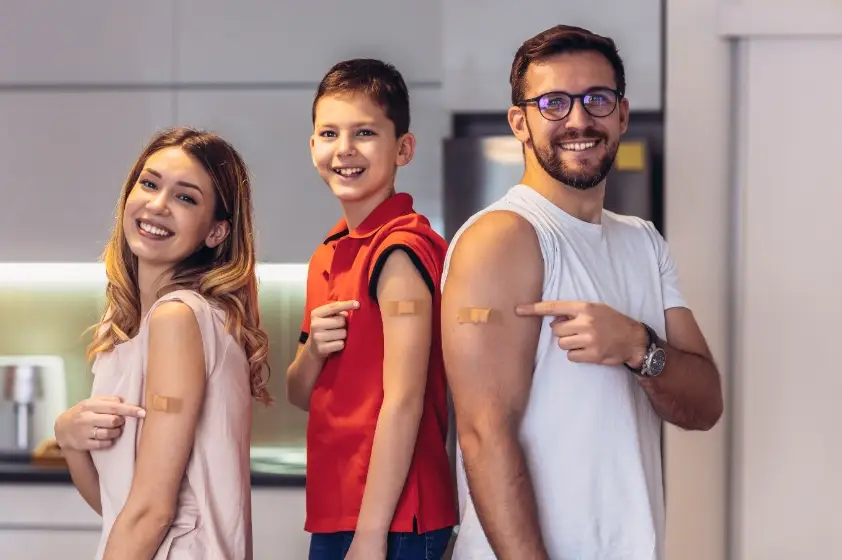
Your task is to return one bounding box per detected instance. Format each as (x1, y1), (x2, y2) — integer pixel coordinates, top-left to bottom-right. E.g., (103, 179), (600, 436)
(87, 126), (271, 404)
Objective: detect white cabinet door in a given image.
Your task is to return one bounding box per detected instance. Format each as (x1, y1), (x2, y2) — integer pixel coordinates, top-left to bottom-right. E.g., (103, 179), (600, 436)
(442, 0), (663, 111)
(251, 487), (309, 558)
(0, 529), (100, 560)
(0, 91), (174, 262)
(176, 89), (338, 263)
(0, 484), (101, 560)
(175, 0), (441, 84)
(0, 1), (176, 85)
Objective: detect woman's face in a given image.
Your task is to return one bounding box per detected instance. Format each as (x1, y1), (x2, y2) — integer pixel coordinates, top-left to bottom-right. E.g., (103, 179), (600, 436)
(122, 147), (229, 274)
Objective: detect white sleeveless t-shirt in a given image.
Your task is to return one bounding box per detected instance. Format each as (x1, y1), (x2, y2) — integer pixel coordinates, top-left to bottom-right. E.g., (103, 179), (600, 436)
(443, 185), (687, 560)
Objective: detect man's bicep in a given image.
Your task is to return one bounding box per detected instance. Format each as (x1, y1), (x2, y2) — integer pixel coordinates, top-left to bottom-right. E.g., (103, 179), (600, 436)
(442, 215), (543, 432)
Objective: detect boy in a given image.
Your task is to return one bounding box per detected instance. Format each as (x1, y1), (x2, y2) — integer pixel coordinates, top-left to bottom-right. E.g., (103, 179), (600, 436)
(286, 59), (457, 560)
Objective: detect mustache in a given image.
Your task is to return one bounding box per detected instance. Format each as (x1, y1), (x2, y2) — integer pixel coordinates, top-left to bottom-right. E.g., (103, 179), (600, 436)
(553, 129), (607, 143)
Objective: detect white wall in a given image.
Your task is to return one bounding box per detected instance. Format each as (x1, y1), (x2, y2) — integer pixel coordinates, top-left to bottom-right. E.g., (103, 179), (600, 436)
(663, 1), (731, 559)
(666, 1), (842, 559)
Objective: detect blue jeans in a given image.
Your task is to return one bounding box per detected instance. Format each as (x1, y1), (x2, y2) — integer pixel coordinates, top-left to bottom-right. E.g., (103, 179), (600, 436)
(308, 527), (453, 560)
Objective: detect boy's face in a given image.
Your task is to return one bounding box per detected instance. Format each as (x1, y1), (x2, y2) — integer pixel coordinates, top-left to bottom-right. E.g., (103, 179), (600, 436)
(310, 93), (414, 204)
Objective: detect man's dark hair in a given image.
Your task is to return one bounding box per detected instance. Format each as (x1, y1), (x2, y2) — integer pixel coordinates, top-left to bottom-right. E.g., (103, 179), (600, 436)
(509, 25), (626, 105)
(312, 58), (410, 137)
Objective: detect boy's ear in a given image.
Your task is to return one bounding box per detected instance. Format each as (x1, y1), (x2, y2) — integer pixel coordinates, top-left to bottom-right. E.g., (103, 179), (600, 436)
(309, 135), (318, 168)
(395, 132), (416, 168)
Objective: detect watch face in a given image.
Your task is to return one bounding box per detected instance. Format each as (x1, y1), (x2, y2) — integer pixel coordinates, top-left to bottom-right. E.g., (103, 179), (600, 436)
(648, 348), (666, 376)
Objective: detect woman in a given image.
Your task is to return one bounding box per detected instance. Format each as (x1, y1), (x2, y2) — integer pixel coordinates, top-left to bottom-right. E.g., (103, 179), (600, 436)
(53, 126), (270, 559)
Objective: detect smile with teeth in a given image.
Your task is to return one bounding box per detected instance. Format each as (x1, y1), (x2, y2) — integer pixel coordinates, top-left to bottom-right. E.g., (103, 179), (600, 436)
(561, 140), (600, 152)
(137, 220), (173, 238)
(333, 167), (365, 177)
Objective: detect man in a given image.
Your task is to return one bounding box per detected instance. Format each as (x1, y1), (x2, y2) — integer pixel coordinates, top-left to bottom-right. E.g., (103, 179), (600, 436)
(440, 25), (723, 560)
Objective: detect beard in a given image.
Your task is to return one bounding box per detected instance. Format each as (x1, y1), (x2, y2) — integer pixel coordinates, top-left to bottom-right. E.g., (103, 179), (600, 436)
(528, 126), (619, 190)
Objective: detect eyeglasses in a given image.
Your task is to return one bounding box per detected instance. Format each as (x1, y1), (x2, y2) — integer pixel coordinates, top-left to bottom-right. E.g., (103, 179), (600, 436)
(517, 88), (622, 121)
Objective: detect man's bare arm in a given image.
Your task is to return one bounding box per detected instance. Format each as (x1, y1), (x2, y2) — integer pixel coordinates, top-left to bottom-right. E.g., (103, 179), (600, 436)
(634, 307), (724, 431)
(442, 211), (547, 560)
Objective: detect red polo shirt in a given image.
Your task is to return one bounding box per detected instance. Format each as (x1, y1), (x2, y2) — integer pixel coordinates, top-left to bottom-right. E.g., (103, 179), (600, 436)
(299, 193), (457, 534)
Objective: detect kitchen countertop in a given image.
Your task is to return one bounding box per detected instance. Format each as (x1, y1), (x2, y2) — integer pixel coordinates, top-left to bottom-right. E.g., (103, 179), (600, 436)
(0, 446), (306, 487)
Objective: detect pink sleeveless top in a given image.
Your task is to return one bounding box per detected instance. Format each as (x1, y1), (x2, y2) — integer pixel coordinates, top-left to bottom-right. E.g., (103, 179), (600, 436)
(89, 290), (253, 559)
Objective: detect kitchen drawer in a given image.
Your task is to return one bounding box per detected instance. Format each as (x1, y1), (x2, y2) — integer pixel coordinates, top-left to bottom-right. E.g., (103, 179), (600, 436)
(0, 529), (100, 560)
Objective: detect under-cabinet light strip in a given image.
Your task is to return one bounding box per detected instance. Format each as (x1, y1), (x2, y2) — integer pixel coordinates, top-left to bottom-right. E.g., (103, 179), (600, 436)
(0, 263), (308, 287)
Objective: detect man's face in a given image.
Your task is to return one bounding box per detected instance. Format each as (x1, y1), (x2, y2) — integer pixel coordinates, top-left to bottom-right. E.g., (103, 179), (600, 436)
(512, 51), (629, 190)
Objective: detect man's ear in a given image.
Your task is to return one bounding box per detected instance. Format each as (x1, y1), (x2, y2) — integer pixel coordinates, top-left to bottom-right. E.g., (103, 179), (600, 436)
(618, 97), (630, 135)
(508, 105), (531, 146)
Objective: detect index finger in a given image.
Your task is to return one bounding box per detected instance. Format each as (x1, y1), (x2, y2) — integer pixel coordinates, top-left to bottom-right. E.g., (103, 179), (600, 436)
(312, 300), (360, 318)
(515, 300), (584, 317)
(89, 401), (146, 418)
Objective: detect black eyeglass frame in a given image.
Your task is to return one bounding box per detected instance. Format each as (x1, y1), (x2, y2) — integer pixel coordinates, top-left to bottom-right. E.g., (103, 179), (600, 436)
(516, 87), (624, 121)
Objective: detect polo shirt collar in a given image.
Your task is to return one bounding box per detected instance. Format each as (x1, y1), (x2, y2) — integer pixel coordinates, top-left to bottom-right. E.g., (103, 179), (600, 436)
(322, 193), (414, 244)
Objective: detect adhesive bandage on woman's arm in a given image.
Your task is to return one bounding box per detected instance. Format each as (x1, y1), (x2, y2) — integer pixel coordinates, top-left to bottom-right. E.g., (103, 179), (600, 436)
(148, 393), (183, 413)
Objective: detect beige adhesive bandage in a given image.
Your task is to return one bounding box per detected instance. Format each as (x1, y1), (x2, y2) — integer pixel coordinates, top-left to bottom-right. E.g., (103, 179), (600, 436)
(382, 299), (425, 316)
(456, 307), (493, 324)
(149, 393), (182, 413)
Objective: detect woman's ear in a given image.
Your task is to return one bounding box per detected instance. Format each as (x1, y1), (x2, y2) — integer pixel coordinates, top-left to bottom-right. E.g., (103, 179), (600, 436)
(205, 220), (230, 249)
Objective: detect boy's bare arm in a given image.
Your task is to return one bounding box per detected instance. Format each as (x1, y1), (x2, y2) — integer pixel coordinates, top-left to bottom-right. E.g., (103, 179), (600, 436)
(352, 249), (433, 545)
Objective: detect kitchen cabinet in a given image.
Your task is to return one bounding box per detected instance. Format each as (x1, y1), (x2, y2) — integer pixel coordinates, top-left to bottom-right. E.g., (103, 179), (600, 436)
(174, 0), (441, 84)
(0, 91), (175, 262)
(175, 87), (446, 263)
(0, 484), (308, 558)
(0, 530), (102, 560)
(0, 484), (101, 559)
(252, 487), (309, 558)
(0, 1), (175, 85)
(442, 0), (663, 112)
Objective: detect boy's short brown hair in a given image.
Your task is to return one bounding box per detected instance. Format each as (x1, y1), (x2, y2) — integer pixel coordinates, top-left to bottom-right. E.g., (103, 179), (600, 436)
(312, 58), (411, 137)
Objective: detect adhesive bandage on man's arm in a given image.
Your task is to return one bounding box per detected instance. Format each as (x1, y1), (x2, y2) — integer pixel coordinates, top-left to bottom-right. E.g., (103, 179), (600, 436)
(456, 306), (497, 324)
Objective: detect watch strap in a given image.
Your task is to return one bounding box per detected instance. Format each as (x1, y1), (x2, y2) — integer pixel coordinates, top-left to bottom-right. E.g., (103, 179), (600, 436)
(625, 323), (657, 375)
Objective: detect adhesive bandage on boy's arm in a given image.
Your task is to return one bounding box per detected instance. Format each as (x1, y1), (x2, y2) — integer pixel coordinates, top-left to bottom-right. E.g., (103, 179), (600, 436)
(101, 301), (207, 559)
(439, 210), (548, 558)
(381, 299), (430, 316)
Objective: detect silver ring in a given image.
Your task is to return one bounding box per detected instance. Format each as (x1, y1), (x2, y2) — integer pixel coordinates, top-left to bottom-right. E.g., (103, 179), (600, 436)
(92, 427), (100, 440)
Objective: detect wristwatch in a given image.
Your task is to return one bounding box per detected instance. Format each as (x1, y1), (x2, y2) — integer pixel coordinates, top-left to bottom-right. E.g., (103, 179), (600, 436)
(625, 323), (666, 378)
